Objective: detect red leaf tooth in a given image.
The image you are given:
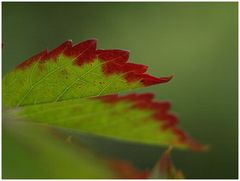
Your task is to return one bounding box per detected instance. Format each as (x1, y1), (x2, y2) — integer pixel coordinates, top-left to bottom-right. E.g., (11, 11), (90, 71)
(171, 127), (188, 141)
(171, 127), (206, 151)
(42, 40), (73, 61)
(66, 39), (97, 66)
(96, 49), (129, 63)
(121, 63), (148, 74)
(102, 62), (148, 75)
(17, 39), (97, 69)
(103, 62), (122, 74)
(124, 72), (173, 86)
(120, 93), (154, 102)
(136, 93), (154, 101)
(74, 50), (97, 66)
(124, 72), (141, 83)
(17, 41), (73, 70)
(97, 93), (206, 151)
(16, 49), (48, 70)
(15, 39), (172, 88)
(159, 114), (178, 128)
(63, 39), (97, 57)
(140, 75), (173, 86)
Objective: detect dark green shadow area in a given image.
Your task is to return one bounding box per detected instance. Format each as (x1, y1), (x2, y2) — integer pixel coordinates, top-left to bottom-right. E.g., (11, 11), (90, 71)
(2, 2), (238, 178)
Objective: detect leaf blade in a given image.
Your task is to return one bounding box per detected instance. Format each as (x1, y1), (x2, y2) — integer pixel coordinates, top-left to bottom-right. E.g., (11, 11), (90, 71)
(3, 39), (171, 107)
(12, 93), (205, 151)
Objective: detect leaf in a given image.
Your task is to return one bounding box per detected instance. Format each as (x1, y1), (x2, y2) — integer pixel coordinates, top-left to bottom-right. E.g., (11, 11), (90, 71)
(3, 39), (206, 179)
(3, 39), (172, 107)
(3, 117), (117, 178)
(3, 39), (205, 151)
(149, 147), (185, 179)
(11, 93), (205, 151)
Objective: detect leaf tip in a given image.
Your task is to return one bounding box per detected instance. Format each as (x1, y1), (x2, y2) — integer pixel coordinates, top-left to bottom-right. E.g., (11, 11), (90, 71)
(16, 49), (48, 70)
(140, 74), (173, 86)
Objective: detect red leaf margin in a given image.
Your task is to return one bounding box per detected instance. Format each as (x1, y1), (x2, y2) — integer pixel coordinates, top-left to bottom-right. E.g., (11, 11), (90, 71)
(16, 39), (172, 86)
(97, 93), (207, 152)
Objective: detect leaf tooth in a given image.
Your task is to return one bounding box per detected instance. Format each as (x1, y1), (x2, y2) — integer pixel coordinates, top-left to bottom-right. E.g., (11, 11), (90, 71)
(97, 93), (206, 151)
(102, 61), (148, 75)
(97, 49), (129, 63)
(74, 50), (97, 66)
(139, 74), (173, 86)
(154, 112), (178, 128)
(16, 49), (48, 70)
(171, 127), (208, 151)
(96, 48), (171, 88)
(63, 39), (97, 57)
(102, 62), (122, 75)
(117, 93), (154, 102)
(135, 93), (154, 100)
(42, 40), (73, 61)
(121, 63), (148, 74)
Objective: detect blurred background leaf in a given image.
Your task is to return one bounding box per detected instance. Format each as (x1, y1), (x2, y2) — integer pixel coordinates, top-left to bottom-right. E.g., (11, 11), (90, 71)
(2, 2), (237, 178)
(149, 147), (185, 179)
(3, 116), (117, 178)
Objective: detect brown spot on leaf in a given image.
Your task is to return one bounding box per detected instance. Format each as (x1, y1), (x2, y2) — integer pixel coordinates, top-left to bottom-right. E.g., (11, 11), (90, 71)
(61, 69), (69, 75)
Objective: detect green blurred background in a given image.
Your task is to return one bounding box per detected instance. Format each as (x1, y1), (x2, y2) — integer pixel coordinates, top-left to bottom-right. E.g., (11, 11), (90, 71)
(2, 2), (238, 179)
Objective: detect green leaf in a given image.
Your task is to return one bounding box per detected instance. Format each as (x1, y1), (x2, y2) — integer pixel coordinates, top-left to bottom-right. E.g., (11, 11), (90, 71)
(3, 39), (206, 179)
(3, 39), (205, 151)
(11, 93), (205, 151)
(3, 39), (171, 107)
(3, 117), (117, 178)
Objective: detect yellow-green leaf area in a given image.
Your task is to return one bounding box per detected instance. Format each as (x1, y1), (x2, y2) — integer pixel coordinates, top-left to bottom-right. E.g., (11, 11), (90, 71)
(3, 55), (141, 107)
(13, 98), (187, 149)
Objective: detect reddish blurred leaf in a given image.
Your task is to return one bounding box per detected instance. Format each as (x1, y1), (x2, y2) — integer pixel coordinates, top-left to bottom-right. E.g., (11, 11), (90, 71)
(149, 147), (185, 179)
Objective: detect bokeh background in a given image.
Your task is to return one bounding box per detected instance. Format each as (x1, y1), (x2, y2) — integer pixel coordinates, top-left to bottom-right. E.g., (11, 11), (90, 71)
(2, 2), (238, 178)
